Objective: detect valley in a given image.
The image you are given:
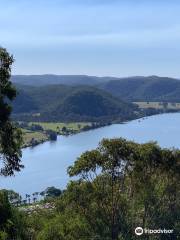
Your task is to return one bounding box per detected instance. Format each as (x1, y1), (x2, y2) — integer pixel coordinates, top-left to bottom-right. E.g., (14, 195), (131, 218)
(11, 75), (180, 148)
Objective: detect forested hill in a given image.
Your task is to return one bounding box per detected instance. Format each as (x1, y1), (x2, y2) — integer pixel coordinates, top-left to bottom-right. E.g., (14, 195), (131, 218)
(12, 75), (180, 102)
(11, 75), (114, 86)
(99, 76), (180, 102)
(13, 85), (138, 122)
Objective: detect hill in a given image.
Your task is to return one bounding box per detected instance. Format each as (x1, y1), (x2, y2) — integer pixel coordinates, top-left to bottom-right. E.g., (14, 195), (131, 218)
(12, 75), (180, 102)
(98, 76), (180, 102)
(11, 75), (114, 86)
(13, 85), (138, 122)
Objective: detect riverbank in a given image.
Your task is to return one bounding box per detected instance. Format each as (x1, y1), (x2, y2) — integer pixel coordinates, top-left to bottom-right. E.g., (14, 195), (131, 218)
(2, 112), (180, 196)
(21, 122), (94, 148)
(21, 109), (179, 148)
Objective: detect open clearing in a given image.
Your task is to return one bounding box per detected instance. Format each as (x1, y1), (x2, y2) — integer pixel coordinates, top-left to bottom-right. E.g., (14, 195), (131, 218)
(29, 122), (91, 131)
(22, 129), (48, 147)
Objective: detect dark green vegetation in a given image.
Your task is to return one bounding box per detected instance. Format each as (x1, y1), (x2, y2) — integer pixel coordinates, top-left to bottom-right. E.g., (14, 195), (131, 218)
(41, 186), (62, 198)
(0, 48), (23, 176)
(12, 74), (180, 102)
(13, 85), (138, 122)
(99, 76), (180, 102)
(0, 138), (179, 239)
(0, 190), (28, 240)
(11, 75), (180, 124)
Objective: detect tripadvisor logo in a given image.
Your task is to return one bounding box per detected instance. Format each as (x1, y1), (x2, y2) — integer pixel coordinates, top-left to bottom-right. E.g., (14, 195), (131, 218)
(135, 227), (143, 236)
(135, 227), (173, 236)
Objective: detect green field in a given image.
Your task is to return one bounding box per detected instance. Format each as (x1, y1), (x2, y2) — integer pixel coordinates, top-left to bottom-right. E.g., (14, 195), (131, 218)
(21, 122), (92, 147)
(22, 129), (48, 147)
(134, 102), (180, 110)
(29, 122), (91, 131)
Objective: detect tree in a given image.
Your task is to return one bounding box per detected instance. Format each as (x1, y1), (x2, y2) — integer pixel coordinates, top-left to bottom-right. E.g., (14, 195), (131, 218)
(62, 126), (67, 133)
(162, 102), (168, 109)
(68, 138), (137, 240)
(1, 189), (21, 205)
(0, 48), (23, 176)
(42, 186), (62, 198)
(30, 124), (43, 131)
(0, 190), (29, 239)
(0, 190), (12, 228)
(46, 130), (57, 141)
(68, 138), (180, 240)
(16, 138), (178, 240)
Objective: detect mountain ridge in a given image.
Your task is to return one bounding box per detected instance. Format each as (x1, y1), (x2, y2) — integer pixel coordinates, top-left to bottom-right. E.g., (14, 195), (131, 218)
(12, 75), (180, 103)
(11, 74), (180, 87)
(13, 84), (138, 122)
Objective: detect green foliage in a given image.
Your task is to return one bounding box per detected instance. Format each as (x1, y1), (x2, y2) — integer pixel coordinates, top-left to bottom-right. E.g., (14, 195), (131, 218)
(12, 75), (180, 102)
(17, 138), (179, 240)
(0, 190), (29, 240)
(1, 189), (21, 204)
(0, 48), (23, 176)
(46, 130), (57, 141)
(0, 137), (179, 239)
(66, 138), (180, 239)
(0, 191), (11, 227)
(100, 76), (180, 102)
(13, 85), (138, 122)
(0, 231), (8, 240)
(41, 187), (62, 198)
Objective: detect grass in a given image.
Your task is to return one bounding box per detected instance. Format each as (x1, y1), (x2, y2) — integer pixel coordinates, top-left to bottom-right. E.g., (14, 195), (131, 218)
(29, 122), (91, 131)
(22, 129), (48, 147)
(134, 102), (180, 110)
(21, 122), (92, 147)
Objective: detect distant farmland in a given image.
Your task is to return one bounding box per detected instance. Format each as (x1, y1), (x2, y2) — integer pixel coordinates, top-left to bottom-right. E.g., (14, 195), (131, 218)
(134, 102), (180, 110)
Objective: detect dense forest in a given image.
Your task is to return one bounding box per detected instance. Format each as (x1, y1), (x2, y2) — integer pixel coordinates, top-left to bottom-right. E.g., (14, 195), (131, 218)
(12, 75), (180, 102)
(11, 75), (180, 123)
(12, 85), (139, 122)
(99, 76), (180, 102)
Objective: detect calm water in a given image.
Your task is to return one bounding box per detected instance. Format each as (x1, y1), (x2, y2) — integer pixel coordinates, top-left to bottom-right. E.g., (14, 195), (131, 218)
(0, 113), (180, 196)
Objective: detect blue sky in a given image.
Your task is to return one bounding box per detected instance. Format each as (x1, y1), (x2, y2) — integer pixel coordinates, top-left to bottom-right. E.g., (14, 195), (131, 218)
(1, 0), (180, 77)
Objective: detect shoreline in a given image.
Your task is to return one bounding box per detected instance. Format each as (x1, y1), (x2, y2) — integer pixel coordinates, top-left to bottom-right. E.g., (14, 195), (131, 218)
(2, 111), (180, 197)
(22, 110), (179, 149)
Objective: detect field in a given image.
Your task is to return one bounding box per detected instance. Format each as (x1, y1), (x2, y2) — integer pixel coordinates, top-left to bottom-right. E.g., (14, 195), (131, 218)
(134, 102), (180, 110)
(22, 129), (48, 147)
(21, 122), (92, 147)
(29, 122), (91, 131)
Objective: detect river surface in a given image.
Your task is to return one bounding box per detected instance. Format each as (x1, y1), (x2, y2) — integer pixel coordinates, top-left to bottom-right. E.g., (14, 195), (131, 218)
(0, 113), (179, 196)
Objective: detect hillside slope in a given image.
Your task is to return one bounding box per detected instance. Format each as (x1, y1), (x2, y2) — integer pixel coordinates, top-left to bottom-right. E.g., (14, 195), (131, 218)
(13, 85), (138, 122)
(99, 76), (180, 102)
(12, 75), (180, 102)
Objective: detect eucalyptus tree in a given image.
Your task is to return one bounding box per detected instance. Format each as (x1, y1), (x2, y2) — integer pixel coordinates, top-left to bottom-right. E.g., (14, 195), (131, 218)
(68, 138), (180, 240)
(68, 138), (138, 240)
(0, 47), (23, 176)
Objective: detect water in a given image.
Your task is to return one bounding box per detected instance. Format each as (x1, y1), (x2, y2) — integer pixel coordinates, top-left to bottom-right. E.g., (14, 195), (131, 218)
(0, 113), (180, 196)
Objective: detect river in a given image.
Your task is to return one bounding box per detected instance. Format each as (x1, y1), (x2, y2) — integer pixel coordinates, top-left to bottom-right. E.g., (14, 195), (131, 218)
(0, 113), (179, 196)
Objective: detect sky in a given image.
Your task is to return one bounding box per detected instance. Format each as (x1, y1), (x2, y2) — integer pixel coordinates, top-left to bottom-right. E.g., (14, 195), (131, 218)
(1, 0), (180, 77)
